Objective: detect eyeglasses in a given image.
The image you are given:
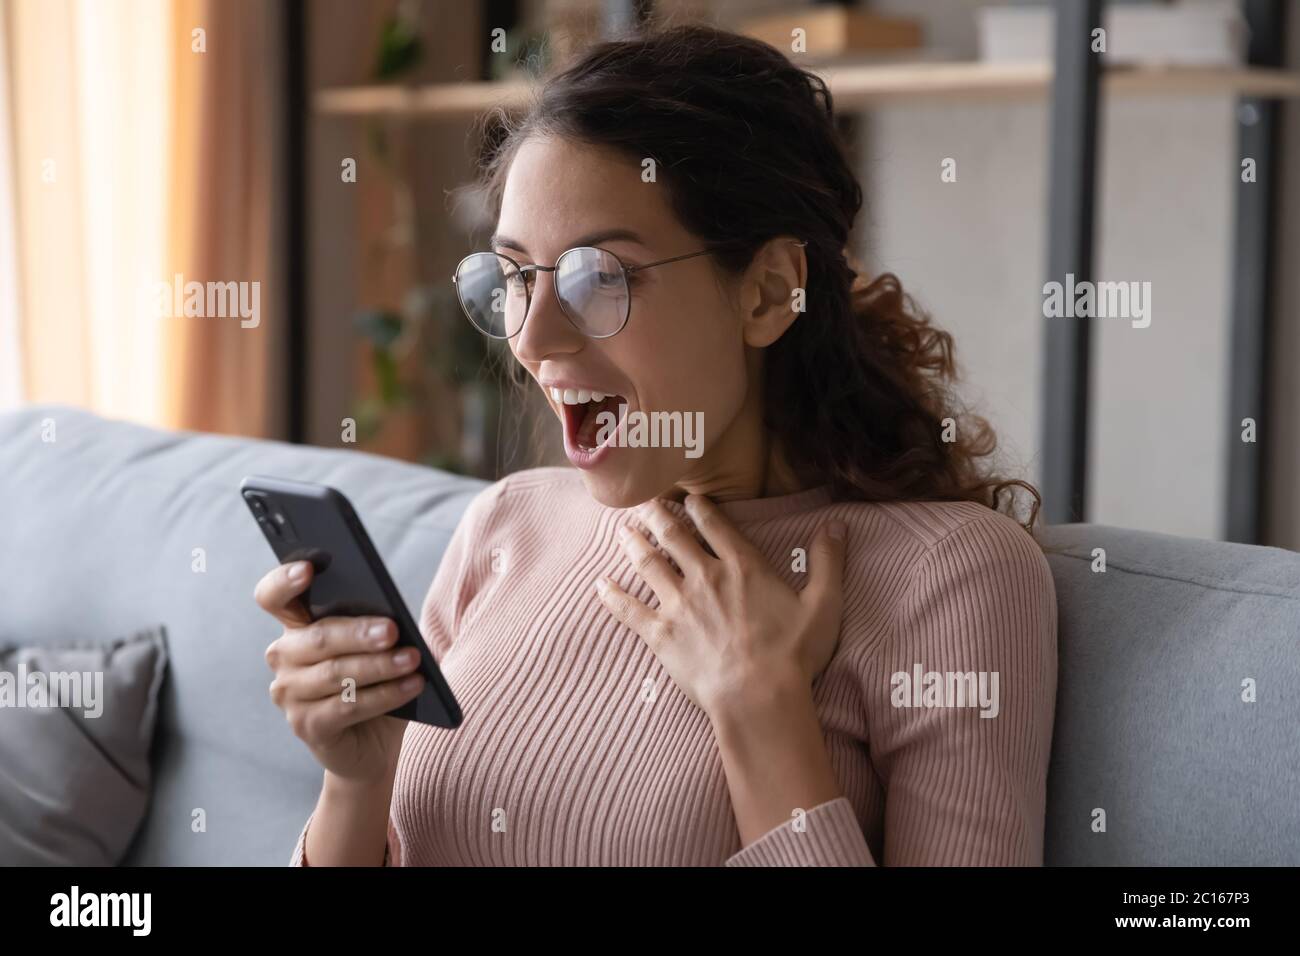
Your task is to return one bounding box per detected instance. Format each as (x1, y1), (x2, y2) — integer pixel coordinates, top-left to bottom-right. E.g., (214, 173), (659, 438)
(452, 246), (716, 340)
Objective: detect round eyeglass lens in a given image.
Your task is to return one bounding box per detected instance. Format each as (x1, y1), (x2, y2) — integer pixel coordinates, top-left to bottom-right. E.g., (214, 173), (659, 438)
(454, 253), (529, 338)
(555, 247), (630, 338)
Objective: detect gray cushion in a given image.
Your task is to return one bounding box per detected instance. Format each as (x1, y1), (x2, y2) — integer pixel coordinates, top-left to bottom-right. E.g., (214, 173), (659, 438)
(0, 628), (167, 865)
(1038, 524), (1300, 865)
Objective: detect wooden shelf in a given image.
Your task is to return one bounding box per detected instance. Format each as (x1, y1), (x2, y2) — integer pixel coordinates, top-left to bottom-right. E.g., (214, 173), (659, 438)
(316, 80), (531, 118)
(825, 62), (1300, 107)
(315, 62), (1300, 119)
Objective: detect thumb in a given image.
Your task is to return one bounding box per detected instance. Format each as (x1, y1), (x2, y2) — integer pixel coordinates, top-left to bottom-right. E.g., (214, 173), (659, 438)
(802, 519), (847, 619)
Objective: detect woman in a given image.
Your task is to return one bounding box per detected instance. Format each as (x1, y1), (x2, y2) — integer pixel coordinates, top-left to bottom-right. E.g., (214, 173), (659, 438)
(259, 24), (1057, 866)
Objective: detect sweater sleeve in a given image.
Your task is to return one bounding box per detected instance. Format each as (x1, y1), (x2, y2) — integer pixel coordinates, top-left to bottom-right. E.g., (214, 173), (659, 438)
(289, 479), (508, 867)
(867, 513), (1058, 865)
(724, 796), (876, 866)
(419, 478), (510, 660)
(288, 811), (400, 866)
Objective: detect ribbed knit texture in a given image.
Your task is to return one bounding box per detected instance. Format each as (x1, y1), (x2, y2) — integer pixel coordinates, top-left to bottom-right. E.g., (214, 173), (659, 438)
(291, 466), (1057, 866)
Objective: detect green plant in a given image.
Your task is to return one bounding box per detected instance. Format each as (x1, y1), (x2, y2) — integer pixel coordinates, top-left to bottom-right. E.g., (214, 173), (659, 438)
(350, 5), (537, 475)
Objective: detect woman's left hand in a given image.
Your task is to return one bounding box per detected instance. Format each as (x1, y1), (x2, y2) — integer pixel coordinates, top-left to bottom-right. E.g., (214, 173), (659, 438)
(595, 494), (848, 718)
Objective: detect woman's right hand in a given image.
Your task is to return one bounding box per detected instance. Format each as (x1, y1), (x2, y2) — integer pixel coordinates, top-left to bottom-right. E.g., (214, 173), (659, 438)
(255, 560), (426, 786)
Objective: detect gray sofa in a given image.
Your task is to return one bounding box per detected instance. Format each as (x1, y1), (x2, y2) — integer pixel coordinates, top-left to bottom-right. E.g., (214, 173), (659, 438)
(2, 405), (1296, 865)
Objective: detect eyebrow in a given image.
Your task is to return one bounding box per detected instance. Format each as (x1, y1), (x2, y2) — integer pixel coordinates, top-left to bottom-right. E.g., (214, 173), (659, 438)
(488, 228), (648, 255)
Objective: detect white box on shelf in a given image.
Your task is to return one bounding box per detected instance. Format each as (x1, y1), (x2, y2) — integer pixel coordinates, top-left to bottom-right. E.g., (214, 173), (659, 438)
(978, 1), (1247, 68)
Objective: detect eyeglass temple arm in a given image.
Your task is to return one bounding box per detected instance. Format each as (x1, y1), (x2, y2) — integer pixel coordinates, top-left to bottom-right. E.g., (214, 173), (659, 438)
(625, 249), (714, 274)
(454, 240), (810, 281)
(627, 240), (807, 275)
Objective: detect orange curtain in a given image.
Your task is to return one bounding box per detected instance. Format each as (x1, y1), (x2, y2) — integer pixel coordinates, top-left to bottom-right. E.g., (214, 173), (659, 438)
(1, 0), (284, 437)
(4, 0), (169, 419)
(163, 0), (286, 437)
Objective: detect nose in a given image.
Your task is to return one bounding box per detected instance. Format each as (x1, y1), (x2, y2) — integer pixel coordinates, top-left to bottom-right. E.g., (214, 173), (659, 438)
(510, 267), (584, 364)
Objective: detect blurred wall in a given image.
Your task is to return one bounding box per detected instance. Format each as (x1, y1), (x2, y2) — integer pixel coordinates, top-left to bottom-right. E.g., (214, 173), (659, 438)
(863, 0), (1299, 546)
(1265, 13), (1300, 550)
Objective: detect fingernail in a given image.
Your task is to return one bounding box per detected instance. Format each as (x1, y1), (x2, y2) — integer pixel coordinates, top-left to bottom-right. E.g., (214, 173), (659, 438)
(368, 622), (391, 644)
(617, 525), (633, 539)
(594, 577), (609, 593)
(393, 649), (415, 667)
(401, 675), (423, 693)
(288, 561), (308, 583)
(827, 520), (846, 541)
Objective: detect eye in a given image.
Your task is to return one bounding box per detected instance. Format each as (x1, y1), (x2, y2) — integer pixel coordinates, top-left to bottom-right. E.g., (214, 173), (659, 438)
(502, 266), (530, 292)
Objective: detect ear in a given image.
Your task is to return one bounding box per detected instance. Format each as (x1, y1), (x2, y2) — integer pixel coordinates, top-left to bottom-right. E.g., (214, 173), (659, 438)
(739, 237), (808, 348)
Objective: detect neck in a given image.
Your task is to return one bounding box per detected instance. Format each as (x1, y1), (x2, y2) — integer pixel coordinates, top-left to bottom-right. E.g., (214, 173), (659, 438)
(666, 367), (806, 504)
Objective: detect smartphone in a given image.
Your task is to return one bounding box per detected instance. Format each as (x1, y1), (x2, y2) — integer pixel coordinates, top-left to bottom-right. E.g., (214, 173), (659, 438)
(240, 475), (462, 729)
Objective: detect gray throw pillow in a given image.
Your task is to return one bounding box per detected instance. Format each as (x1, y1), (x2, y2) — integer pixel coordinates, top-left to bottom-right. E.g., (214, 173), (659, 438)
(0, 627), (168, 865)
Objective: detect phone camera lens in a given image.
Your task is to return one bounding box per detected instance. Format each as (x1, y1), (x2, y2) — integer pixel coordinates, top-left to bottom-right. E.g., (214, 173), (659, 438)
(246, 493), (267, 515)
(271, 510), (299, 539)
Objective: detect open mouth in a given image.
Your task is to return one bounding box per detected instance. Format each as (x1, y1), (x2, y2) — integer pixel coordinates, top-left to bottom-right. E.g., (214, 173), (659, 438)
(559, 391), (628, 452)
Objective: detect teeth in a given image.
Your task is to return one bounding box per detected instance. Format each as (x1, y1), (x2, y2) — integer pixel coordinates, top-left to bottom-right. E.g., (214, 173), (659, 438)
(550, 387), (613, 405)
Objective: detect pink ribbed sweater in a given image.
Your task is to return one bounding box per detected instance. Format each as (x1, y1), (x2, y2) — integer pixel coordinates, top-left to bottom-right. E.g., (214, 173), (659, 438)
(290, 466), (1057, 866)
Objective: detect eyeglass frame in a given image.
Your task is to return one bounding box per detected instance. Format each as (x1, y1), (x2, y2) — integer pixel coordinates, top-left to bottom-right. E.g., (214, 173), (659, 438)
(452, 244), (718, 341)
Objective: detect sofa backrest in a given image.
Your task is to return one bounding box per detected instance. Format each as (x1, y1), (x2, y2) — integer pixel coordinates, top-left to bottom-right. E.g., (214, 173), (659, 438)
(3, 406), (1296, 865)
(1037, 522), (1300, 864)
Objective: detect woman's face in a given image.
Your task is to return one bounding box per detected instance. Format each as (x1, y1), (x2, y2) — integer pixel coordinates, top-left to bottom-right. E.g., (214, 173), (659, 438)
(495, 135), (761, 508)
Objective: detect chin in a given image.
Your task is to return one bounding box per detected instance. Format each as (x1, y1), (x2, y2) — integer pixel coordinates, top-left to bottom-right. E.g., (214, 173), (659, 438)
(575, 455), (680, 509)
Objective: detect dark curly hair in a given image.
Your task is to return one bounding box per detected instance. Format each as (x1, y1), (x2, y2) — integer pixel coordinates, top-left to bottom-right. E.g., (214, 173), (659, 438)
(473, 22), (1040, 533)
